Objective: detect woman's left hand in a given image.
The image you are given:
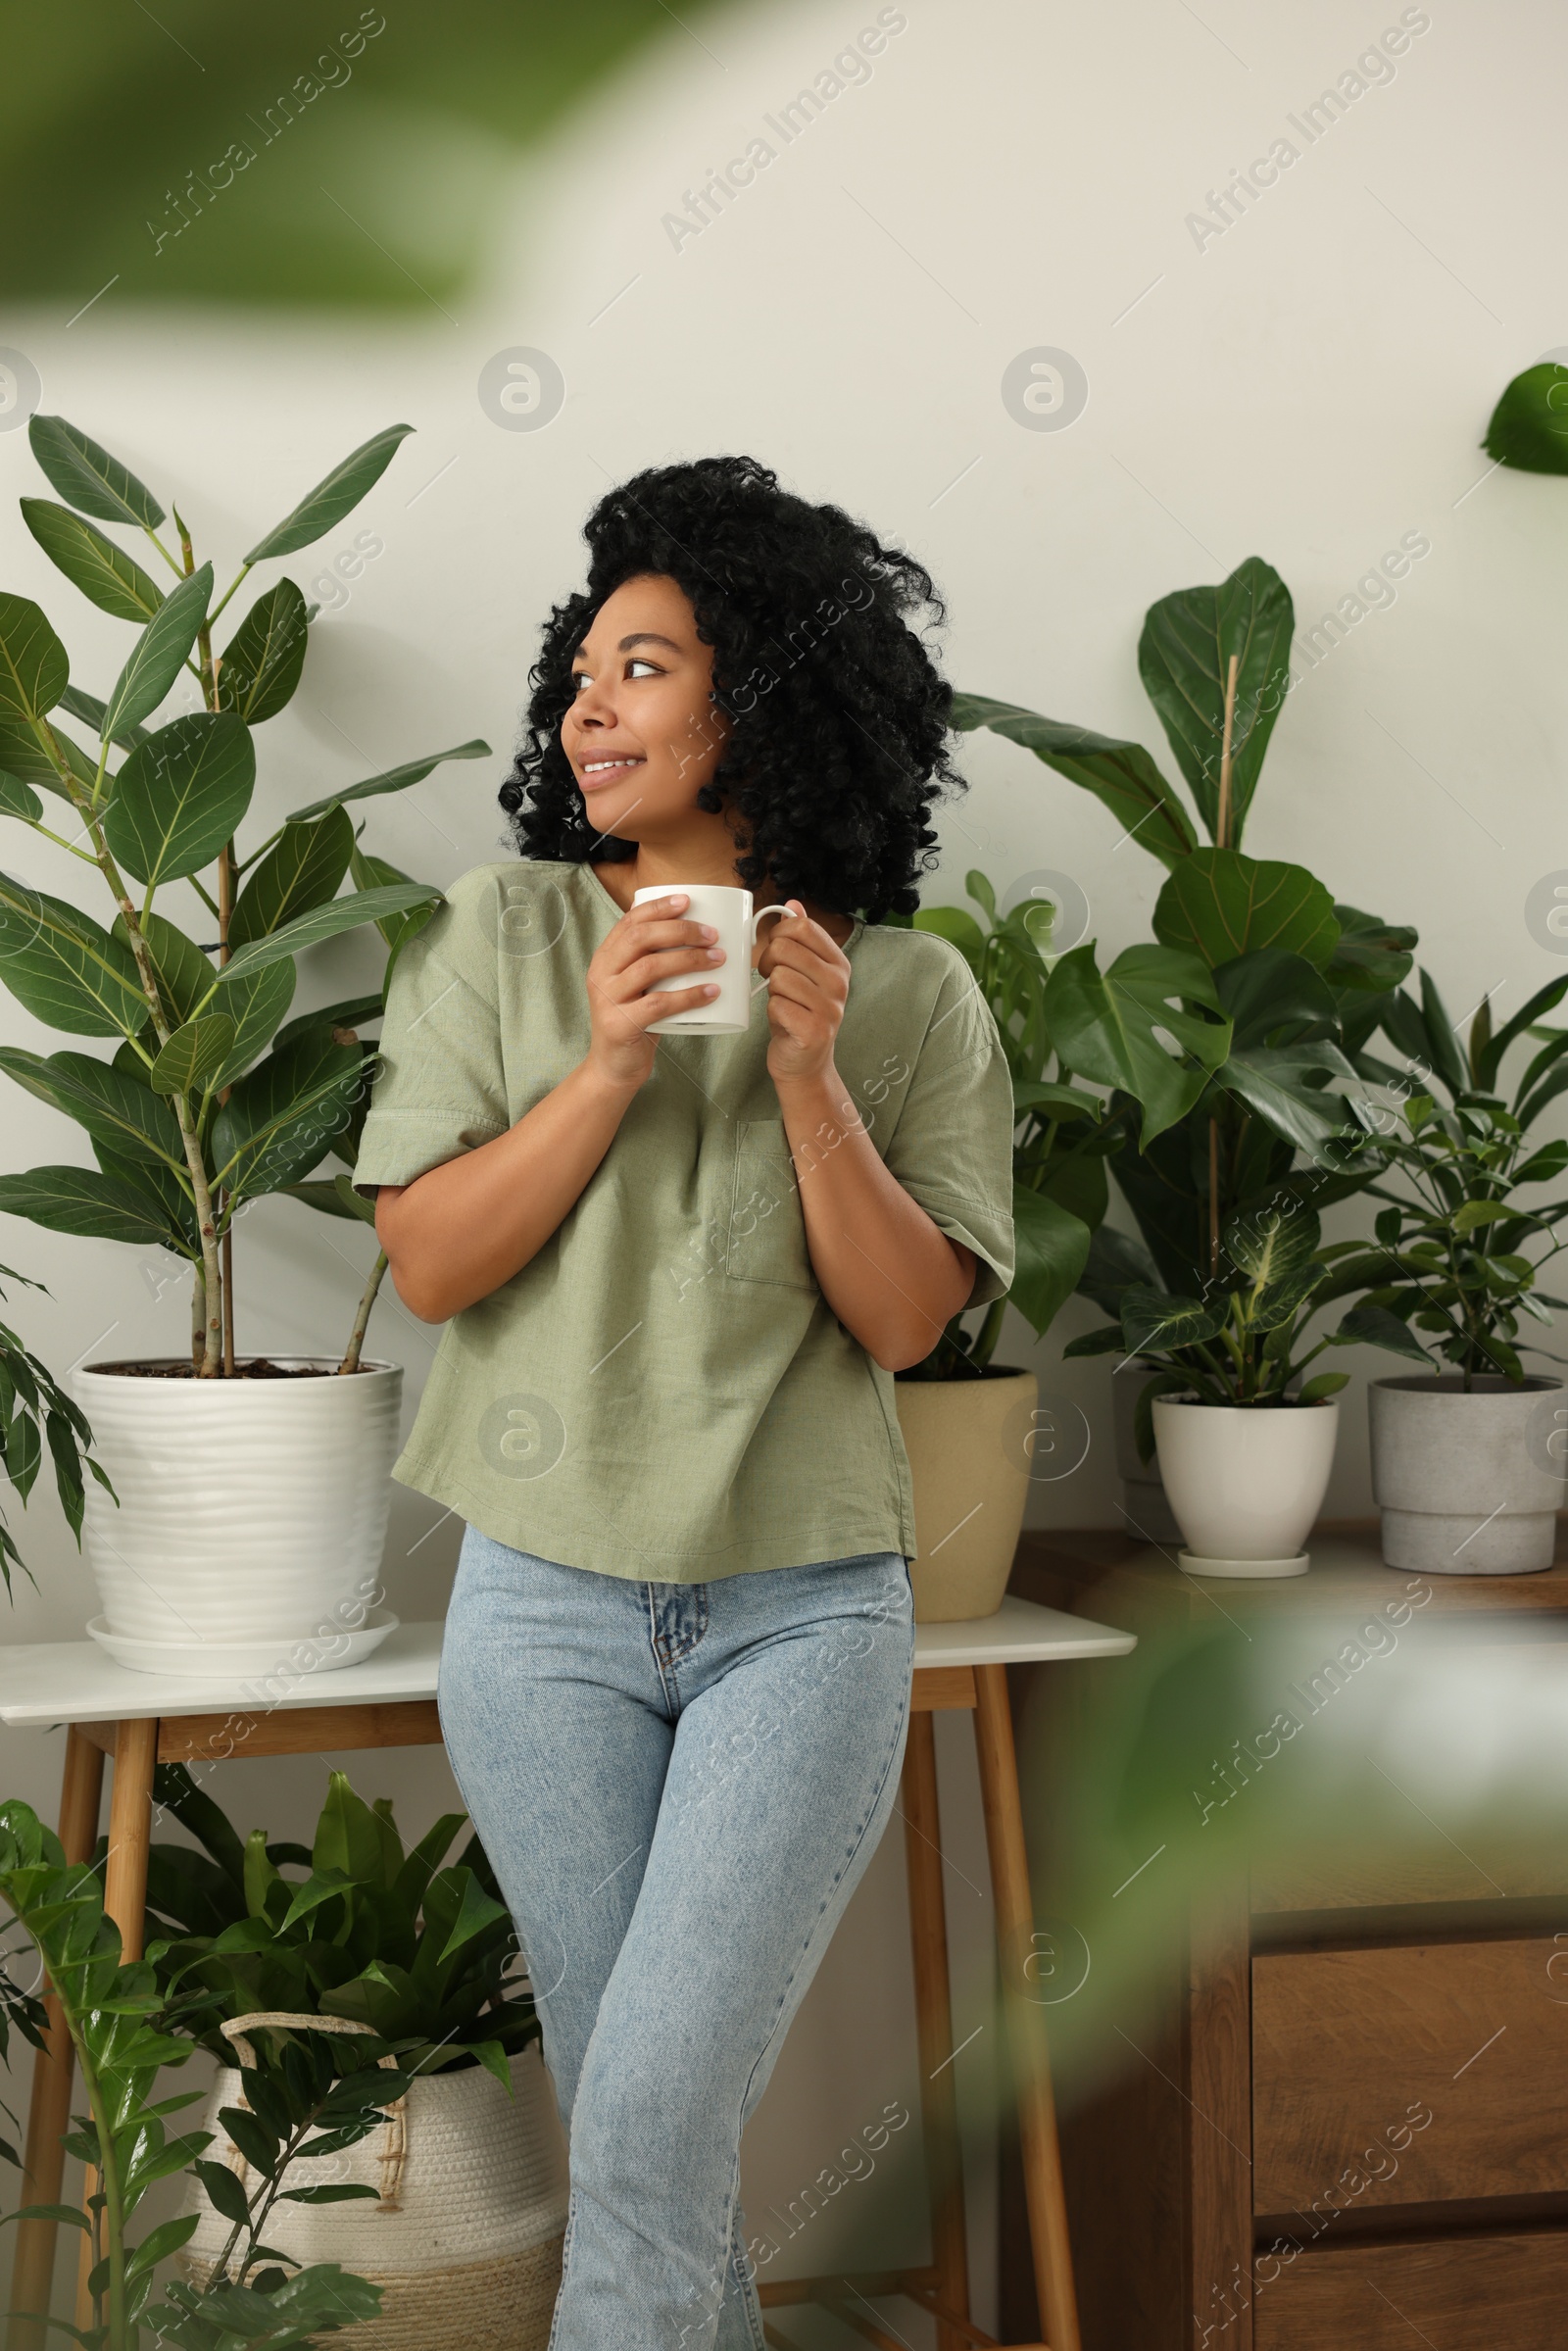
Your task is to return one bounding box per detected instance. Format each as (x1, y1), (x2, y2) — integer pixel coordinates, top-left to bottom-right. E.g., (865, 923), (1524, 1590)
(758, 903), (851, 1084)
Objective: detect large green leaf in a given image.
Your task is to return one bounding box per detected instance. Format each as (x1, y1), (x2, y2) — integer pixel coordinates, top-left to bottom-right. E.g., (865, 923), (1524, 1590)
(20, 500), (165, 626)
(217, 581), (309, 724)
(211, 1031), (368, 1199)
(1222, 1199), (1320, 1287)
(0, 1047), (185, 1168)
(1154, 848), (1340, 970)
(208, 958), (296, 1091)
(1119, 1284), (1226, 1356)
(1136, 557), (1295, 847)
(27, 415), (166, 528)
(0, 773), (41, 824)
(1212, 950), (1337, 1050)
(112, 910), (214, 1031)
(0, 1164), (177, 1247)
(229, 808), (354, 949)
(348, 845), (438, 968)
(0, 597), (69, 724)
(102, 712), (255, 890)
(1009, 1185), (1092, 1339)
(1215, 1041), (1369, 1160)
(1326, 904), (1417, 998)
(58, 685), (151, 755)
(244, 424), (415, 563)
(951, 693), (1198, 871)
(1483, 365), (1568, 475)
(101, 563), (212, 741)
(0, 716), (97, 802)
(149, 1017), (237, 1097)
(286, 738), (490, 825)
(0, 881), (146, 1036)
(218, 884), (445, 985)
(1044, 942), (1231, 1147)
(1331, 1301), (1433, 1365)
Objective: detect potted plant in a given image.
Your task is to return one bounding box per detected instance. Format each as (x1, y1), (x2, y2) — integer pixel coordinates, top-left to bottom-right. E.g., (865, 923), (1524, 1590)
(1348, 969), (1568, 1571)
(143, 1766), (567, 2349)
(957, 556), (1421, 1563)
(1070, 1196), (1426, 1573)
(0, 1795), (397, 2351)
(891, 871), (1235, 1618)
(0, 412), (488, 1671)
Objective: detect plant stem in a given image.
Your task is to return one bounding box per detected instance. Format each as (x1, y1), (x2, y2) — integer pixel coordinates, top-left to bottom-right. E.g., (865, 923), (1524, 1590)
(191, 1264), (206, 1374)
(339, 1251), (389, 1374)
(1208, 1116), (1221, 1279)
(46, 748), (225, 1375)
(1216, 651), (1240, 849)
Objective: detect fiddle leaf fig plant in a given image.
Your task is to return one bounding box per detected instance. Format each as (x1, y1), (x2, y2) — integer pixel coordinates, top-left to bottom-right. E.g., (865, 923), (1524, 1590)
(896, 872), (1234, 1378)
(0, 413), (489, 1376)
(956, 556), (1418, 1347)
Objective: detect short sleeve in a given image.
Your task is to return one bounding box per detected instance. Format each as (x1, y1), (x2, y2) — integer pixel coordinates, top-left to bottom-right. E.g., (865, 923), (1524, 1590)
(882, 951), (1015, 1306)
(352, 868), (509, 1192)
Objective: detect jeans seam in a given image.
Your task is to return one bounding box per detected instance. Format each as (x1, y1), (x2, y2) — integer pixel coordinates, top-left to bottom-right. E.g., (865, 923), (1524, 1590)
(730, 1625), (914, 2167)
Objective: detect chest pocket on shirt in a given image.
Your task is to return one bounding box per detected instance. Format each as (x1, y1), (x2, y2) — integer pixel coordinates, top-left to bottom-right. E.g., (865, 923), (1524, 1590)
(724, 1122), (817, 1293)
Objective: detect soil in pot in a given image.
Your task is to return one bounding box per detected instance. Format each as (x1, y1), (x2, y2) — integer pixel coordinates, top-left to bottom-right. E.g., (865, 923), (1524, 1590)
(894, 1365), (1037, 1621)
(94, 1357), (372, 1379)
(1369, 1373), (1565, 1574)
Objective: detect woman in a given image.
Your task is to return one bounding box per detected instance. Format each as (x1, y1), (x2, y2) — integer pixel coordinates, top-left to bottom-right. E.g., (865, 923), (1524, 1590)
(357, 455), (1015, 2350)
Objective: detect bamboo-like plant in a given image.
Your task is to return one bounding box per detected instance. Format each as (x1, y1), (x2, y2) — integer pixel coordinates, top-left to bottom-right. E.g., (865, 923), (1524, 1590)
(0, 415), (488, 1375)
(0, 1799), (402, 2350)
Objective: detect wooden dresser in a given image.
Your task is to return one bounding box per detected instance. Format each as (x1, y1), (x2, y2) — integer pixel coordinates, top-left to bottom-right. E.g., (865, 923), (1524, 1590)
(1000, 1523), (1568, 2351)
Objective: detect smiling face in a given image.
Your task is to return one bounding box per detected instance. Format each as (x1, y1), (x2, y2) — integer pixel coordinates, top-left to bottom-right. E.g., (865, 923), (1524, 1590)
(560, 573), (732, 849)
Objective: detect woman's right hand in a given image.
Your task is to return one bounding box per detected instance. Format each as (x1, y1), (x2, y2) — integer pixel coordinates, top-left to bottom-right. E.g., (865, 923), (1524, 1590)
(583, 892), (725, 1090)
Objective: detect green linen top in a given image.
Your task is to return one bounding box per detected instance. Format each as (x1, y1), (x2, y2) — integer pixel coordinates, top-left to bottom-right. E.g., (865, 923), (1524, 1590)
(352, 859), (1016, 1582)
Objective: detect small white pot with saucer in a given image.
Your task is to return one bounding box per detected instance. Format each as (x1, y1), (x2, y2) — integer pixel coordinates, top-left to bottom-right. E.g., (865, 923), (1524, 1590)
(1152, 1396), (1340, 1577)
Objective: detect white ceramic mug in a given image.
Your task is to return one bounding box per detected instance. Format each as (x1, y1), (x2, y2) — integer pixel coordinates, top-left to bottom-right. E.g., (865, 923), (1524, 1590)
(632, 884), (794, 1035)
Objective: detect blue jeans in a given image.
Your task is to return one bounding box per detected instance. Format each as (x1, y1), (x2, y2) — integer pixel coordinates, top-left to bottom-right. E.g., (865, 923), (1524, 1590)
(438, 1531), (916, 2351)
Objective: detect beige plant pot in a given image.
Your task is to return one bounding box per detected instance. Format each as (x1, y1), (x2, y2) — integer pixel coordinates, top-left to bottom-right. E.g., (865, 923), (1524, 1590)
(895, 1368), (1037, 1622)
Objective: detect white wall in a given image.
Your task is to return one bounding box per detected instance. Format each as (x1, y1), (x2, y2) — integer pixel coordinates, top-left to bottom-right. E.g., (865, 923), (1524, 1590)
(0, 0), (1561, 2324)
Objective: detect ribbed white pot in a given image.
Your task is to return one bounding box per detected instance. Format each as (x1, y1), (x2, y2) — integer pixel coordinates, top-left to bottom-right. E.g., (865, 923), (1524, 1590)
(73, 1358), (401, 1649)
(182, 2033), (568, 2351)
(1153, 1397), (1339, 1575)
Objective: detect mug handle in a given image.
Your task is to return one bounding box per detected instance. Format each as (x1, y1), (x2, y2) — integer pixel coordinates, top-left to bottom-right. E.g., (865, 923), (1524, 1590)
(750, 903), (797, 950)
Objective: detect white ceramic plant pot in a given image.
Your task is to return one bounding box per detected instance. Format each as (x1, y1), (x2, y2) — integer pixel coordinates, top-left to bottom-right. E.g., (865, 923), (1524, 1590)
(895, 1369), (1037, 1621)
(1152, 1397), (1340, 1577)
(73, 1357), (402, 1672)
(182, 2029), (568, 2351)
(1368, 1374), (1565, 1574)
(1111, 1365), (1184, 1545)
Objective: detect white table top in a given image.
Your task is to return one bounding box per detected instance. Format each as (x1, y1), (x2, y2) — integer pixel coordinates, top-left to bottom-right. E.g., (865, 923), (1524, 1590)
(0, 1595), (1135, 1730)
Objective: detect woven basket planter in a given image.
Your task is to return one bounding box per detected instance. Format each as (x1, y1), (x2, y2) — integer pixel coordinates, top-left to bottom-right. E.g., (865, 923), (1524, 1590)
(180, 2015), (568, 2350)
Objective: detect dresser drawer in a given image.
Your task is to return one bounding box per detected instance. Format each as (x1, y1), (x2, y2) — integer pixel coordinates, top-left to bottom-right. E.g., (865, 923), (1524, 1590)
(1252, 2229), (1568, 2351)
(1252, 1937), (1568, 2213)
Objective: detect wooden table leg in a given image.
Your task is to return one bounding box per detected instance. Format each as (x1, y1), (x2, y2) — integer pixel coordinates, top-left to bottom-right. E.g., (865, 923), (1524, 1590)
(973, 1664), (1080, 2351)
(900, 1713), (970, 2351)
(74, 1718), (159, 2334)
(7, 1729), (107, 2351)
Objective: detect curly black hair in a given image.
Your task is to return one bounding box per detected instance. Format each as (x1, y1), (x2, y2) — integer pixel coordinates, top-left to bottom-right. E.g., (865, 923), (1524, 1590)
(498, 455), (964, 920)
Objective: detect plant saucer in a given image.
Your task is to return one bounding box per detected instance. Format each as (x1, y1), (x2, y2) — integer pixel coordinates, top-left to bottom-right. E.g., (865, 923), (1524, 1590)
(84, 1608), (400, 1679)
(1177, 1551), (1310, 1580)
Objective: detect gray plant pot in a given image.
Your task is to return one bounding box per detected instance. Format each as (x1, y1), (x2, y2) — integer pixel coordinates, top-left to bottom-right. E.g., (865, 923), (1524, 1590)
(1112, 1365), (1184, 1546)
(1368, 1374), (1566, 1574)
